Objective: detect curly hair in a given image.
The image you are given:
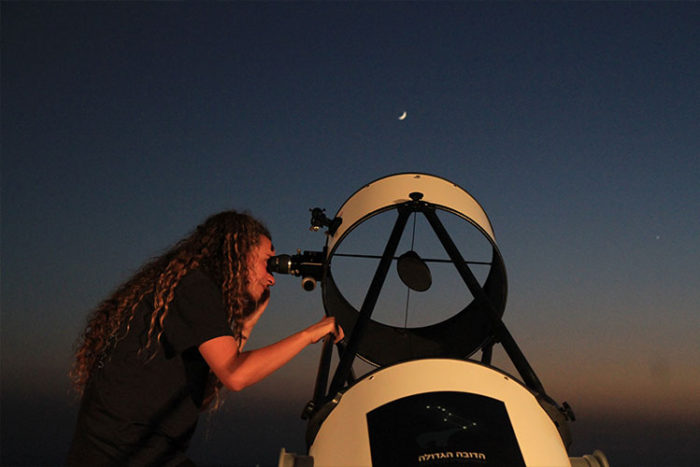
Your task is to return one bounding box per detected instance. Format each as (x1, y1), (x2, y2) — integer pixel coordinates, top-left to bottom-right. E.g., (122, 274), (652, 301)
(70, 210), (270, 397)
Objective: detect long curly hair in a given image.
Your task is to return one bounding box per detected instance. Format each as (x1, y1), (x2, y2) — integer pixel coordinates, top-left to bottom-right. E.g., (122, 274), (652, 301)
(70, 210), (270, 397)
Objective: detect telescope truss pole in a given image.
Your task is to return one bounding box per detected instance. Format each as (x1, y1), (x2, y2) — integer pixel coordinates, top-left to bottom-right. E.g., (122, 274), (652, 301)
(421, 205), (548, 397)
(326, 205), (412, 397)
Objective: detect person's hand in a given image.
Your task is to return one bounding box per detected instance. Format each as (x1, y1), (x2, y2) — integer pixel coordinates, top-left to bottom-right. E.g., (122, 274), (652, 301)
(305, 316), (344, 344)
(241, 289), (270, 338)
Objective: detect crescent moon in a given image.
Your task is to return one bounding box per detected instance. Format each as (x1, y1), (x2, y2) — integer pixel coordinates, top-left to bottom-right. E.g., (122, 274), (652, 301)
(398, 111), (407, 120)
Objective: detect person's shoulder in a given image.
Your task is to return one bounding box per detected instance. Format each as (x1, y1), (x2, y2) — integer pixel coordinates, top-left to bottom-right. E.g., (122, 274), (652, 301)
(177, 268), (221, 295)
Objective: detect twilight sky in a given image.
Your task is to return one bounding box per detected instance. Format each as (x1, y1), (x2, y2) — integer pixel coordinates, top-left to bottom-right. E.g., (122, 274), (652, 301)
(2, 2), (699, 466)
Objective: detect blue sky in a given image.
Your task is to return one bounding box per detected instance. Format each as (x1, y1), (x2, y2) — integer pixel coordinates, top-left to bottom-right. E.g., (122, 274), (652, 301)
(2, 2), (699, 466)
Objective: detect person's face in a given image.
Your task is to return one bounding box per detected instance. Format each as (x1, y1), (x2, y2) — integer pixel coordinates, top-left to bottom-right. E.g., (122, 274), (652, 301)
(246, 235), (275, 302)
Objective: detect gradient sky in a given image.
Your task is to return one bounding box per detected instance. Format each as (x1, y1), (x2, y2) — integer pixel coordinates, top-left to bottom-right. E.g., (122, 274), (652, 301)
(2, 2), (699, 466)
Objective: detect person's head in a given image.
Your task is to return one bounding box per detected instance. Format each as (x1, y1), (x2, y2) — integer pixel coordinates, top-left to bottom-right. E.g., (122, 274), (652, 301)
(71, 210), (273, 394)
(188, 211), (274, 325)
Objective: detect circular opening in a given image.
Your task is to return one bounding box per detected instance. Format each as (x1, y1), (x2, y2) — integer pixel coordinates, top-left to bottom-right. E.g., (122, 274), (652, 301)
(321, 173), (508, 367)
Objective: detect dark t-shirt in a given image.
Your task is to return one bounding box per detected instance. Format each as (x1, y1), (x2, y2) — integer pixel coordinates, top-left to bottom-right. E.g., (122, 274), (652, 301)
(67, 270), (234, 466)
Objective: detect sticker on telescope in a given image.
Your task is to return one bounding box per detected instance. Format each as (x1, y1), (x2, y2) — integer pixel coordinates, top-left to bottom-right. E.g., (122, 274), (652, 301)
(366, 392), (525, 466)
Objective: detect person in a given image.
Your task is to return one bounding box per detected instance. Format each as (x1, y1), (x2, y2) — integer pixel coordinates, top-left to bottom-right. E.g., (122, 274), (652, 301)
(66, 210), (343, 466)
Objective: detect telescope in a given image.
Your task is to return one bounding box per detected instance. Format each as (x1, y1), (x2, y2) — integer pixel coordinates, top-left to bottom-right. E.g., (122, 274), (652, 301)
(274, 173), (608, 467)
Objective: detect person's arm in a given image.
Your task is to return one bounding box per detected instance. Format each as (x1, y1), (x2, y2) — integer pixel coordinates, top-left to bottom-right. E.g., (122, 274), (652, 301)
(199, 316), (343, 392)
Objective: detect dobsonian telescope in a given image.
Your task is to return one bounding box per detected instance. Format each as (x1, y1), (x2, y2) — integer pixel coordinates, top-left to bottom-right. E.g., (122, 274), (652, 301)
(270, 173), (609, 467)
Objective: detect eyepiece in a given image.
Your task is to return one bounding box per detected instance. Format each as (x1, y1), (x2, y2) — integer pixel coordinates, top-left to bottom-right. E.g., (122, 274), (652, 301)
(267, 251), (325, 291)
(268, 254), (293, 275)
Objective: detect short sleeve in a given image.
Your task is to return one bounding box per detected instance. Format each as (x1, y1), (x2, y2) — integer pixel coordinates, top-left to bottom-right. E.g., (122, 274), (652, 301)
(162, 269), (234, 354)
